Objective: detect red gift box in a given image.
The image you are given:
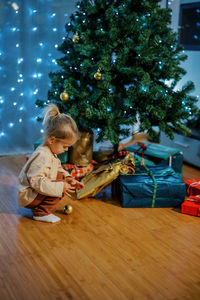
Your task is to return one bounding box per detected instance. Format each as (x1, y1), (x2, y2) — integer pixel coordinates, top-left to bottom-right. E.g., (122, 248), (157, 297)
(185, 178), (200, 196)
(181, 195), (200, 217)
(62, 163), (95, 180)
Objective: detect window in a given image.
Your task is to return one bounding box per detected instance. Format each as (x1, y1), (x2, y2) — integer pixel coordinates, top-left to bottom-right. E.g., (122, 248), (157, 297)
(179, 2), (200, 50)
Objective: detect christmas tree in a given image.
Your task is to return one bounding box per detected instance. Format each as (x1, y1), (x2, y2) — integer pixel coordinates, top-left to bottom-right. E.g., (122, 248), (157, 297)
(36, 0), (198, 148)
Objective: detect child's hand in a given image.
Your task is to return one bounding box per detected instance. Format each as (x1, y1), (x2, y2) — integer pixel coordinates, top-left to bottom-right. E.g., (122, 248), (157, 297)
(75, 180), (84, 191)
(63, 182), (76, 198)
(65, 177), (84, 191)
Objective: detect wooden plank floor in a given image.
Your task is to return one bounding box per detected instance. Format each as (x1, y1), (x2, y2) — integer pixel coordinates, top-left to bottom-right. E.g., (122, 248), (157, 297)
(0, 154), (200, 300)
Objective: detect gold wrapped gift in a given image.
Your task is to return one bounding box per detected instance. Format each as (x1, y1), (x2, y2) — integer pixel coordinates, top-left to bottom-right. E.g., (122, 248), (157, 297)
(77, 153), (135, 199)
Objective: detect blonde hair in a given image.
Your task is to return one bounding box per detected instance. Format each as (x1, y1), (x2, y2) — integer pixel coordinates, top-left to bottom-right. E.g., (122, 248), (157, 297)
(42, 104), (78, 142)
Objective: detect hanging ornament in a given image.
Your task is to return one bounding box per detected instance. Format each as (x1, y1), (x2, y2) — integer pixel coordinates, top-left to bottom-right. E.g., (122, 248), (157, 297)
(94, 68), (102, 80)
(63, 205), (73, 214)
(72, 32), (79, 43)
(60, 91), (69, 101)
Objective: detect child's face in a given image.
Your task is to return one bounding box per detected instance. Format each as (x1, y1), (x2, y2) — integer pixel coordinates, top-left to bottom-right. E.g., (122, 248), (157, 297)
(48, 136), (77, 155)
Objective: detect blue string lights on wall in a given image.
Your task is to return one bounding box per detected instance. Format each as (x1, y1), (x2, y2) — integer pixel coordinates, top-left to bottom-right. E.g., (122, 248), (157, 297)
(0, 0), (76, 154)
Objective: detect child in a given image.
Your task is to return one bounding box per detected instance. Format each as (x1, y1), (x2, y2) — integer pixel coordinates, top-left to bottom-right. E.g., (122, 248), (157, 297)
(18, 104), (84, 223)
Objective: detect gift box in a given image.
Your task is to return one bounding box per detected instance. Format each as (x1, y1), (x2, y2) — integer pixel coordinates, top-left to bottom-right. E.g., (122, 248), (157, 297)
(125, 142), (183, 177)
(184, 178), (200, 196)
(116, 165), (186, 208)
(77, 153), (135, 199)
(181, 195), (200, 217)
(34, 139), (68, 164)
(62, 163), (95, 180)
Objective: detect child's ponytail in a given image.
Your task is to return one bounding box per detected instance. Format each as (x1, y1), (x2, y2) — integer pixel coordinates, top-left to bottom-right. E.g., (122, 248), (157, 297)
(42, 103), (78, 143)
(42, 103), (60, 126)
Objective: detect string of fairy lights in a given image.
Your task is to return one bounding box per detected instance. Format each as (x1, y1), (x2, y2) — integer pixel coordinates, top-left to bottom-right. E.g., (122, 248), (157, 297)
(0, 1), (75, 144)
(0, 0), (199, 149)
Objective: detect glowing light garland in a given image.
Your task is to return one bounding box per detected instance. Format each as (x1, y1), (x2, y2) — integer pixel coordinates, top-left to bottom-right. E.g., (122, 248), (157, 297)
(0, 1), (73, 144)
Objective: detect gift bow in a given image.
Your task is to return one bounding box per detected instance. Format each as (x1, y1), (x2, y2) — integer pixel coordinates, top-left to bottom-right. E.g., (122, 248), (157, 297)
(187, 180), (200, 195)
(189, 181), (200, 186)
(187, 195), (200, 203)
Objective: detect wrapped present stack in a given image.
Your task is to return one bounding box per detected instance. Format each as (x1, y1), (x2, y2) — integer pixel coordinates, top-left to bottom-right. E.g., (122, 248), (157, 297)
(181, 178), (200, 217)
(125, 142), (183, 177)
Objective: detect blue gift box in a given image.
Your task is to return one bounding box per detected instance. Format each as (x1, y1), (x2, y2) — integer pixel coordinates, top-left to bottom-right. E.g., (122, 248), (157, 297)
(125, 142), (183, 177)
(117, 165), (186, 208)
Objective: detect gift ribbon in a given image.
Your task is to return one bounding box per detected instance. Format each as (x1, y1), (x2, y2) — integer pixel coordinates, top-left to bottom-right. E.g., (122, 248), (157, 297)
(139, 142), (181, 167)
(144, 166), (157, 208)
(187, 181), (200, 195)
(108, 150), (129, 161)
(119, 165), (135, 175)
(136, 142), (147, 166)
(121, 166), (158, 208)
(187, 195), (200, 203)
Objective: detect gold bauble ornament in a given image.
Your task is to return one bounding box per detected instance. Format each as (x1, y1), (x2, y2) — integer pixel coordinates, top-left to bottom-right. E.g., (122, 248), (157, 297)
(60, 91), (69, 101)
(63, 205), (73, 214)
(72, 32), (80, 43)
(94, 68), (102, 80)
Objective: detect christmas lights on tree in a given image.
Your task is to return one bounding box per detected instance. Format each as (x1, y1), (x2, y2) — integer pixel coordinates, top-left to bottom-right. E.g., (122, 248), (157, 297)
(36, 0), (198, 147)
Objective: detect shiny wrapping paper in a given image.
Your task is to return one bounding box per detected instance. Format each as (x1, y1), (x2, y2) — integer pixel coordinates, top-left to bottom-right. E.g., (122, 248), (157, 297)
(117, 165), (186, 208)
(69, 129), (94, 166)
(77, 153), (135, 199)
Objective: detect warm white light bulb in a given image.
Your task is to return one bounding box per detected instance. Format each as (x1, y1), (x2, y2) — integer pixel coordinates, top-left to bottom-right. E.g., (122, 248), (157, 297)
(33, 89), (38, 95)
(17, 58), (23, 64)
